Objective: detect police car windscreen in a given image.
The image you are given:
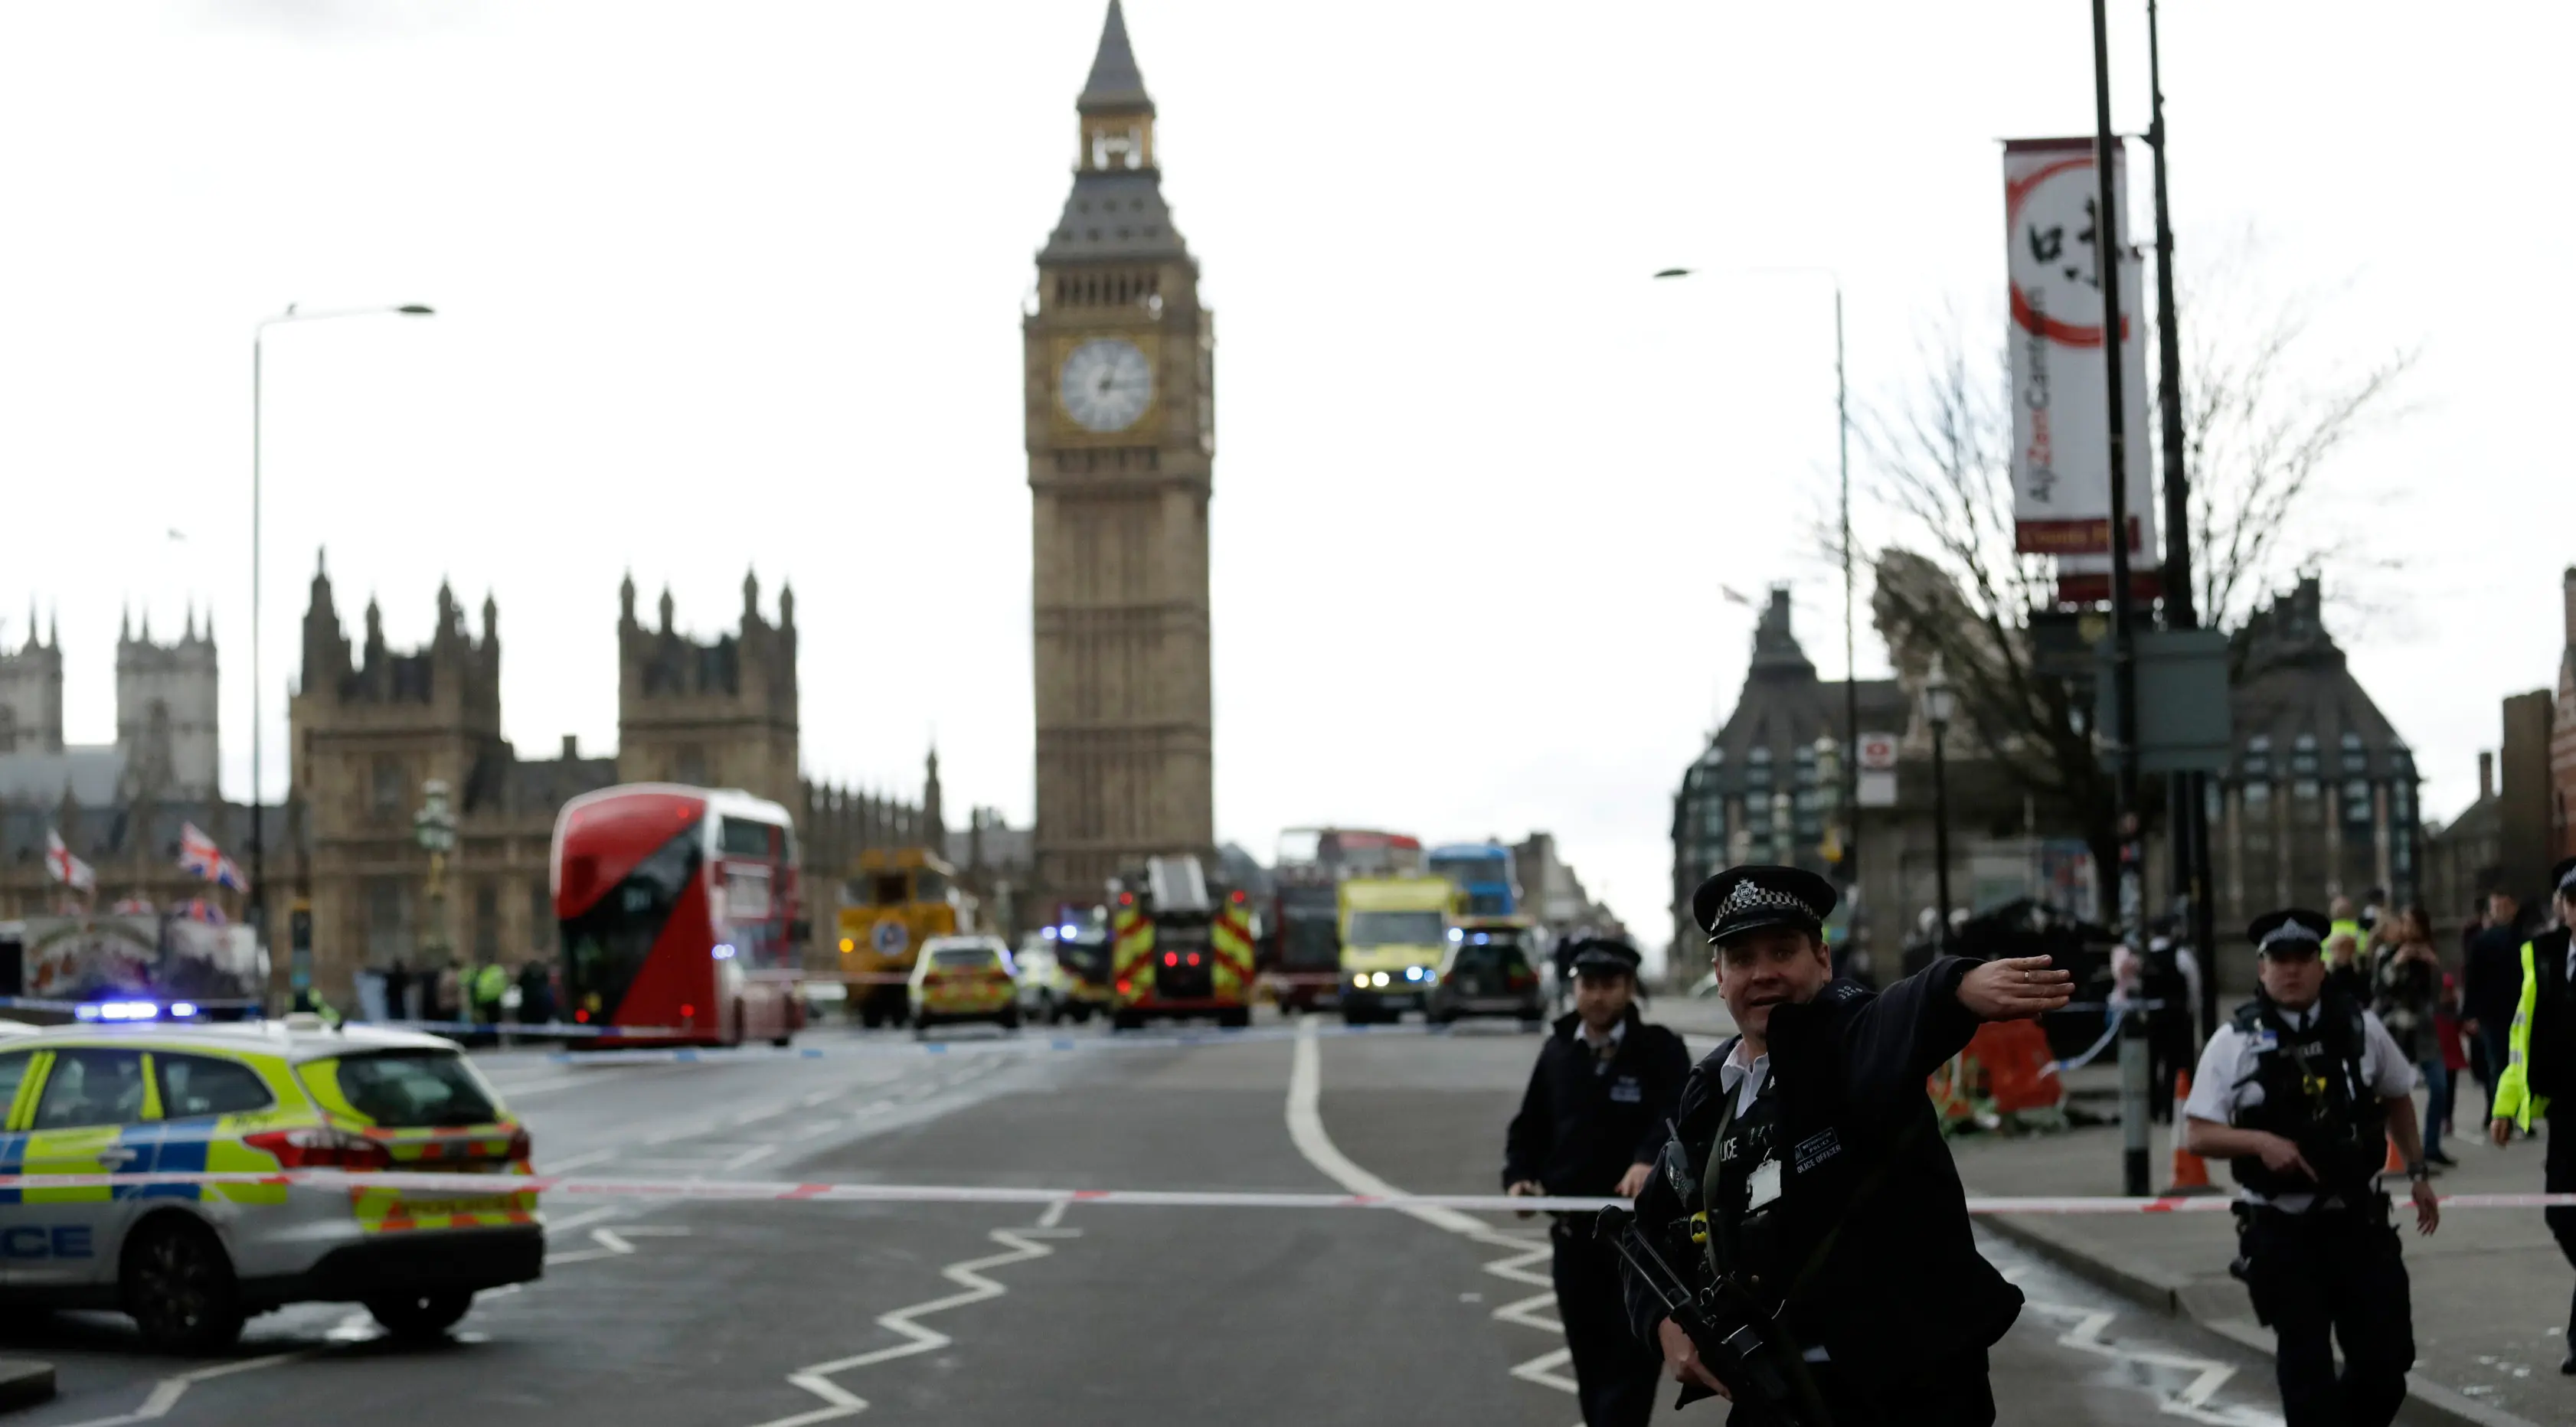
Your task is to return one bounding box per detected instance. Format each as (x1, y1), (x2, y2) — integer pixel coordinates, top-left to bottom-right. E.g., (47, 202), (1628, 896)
(931, 947), (1001, 968)
(1346, 910), (1443, 947)
(1451, 942), (1530, 976)
(332, 1050), (500, 1128)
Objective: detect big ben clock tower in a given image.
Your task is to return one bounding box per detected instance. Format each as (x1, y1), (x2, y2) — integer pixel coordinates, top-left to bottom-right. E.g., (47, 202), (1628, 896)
(1027, 0), (1216, 907)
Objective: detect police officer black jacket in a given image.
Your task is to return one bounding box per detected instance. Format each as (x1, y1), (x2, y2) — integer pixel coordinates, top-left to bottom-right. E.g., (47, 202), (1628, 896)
(1503, 1005), (1692, 1196)
(1619, 958), (2024, 1382)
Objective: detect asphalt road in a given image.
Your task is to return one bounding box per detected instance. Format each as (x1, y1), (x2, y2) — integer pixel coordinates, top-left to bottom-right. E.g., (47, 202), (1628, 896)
(0, 1014), (2291, 1425)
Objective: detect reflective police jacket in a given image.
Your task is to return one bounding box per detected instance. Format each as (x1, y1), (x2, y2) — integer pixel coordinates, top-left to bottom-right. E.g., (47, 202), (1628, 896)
(2493, 927), (2576, 1132)
(2221, 989), (2388, 1200)
(1618, 959), (2022, 1383)
(1502, 1007), (1691, 1197)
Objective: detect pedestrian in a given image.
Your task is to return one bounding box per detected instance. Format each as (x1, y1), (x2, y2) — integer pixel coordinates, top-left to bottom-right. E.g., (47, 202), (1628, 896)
(1503, 936), (1690, 1427)
(471, 958), (508, 1027)
(2323, 929), (2370, 1007)
(2436, 965), (2469, 1147)
(434, 958), (464, 1024)
(2328, 894), (2365, 950)
(2183, 909), (2440, 1427)
(1624, 866), (2068, 1425)
(2372, 906), (2453, 1167)
(517, 958), (556, 1025)
(2486, 856), (2576, 1375)
(2465, 890), (2526, 1119)
(383, 958), (413, 1023)
(2142, 918), (2195, 1124)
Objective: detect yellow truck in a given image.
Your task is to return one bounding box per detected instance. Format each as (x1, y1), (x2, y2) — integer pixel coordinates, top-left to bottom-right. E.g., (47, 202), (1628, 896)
(837, 847), (975, 1027)
(1337, 875), (1460, 1025)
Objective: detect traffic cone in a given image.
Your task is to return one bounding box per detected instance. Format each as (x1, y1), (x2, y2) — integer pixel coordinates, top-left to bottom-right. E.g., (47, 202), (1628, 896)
(2161, 1071), (2219, 1195)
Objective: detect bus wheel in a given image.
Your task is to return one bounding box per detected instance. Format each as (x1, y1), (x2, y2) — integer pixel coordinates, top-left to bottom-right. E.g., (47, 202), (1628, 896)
(1218, 1007), (1250, 1030)
(860, 1001), (883, 1030)
(1111, 1009), (1143, 1033)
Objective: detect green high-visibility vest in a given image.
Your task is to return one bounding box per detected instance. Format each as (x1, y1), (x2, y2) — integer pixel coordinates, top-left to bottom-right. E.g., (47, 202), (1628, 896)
(473, 962), (507, 1004)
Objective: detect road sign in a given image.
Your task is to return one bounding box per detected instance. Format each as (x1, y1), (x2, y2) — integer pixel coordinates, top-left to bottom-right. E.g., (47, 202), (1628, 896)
(1855, 732), (1900, 772)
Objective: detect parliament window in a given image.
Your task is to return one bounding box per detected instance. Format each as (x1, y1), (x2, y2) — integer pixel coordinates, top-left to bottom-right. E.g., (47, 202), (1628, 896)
(2343, 780), (2373, 825)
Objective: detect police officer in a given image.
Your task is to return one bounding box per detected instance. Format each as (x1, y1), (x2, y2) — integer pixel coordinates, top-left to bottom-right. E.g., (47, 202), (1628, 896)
(1503, 936), (1691, 1427)
(2488, 856), (2576, 1373)
(1624, 866), (2067, 1424)
(2183, 909), (2440, 1427)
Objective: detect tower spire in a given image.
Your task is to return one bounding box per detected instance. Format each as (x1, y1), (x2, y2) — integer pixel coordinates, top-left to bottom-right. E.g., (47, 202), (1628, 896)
(1078, 0), (1152, 116)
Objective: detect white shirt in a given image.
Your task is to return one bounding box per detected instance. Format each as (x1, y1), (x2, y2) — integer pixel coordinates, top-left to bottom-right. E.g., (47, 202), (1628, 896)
(1716, 1037), (1773, 1117)
(1577, 1017), (1627, 1055)
(2182, 1002), (2416, 1213)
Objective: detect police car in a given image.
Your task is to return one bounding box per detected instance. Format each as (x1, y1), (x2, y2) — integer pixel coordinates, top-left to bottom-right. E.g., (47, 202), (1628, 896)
(0, 1017), (541, 1350)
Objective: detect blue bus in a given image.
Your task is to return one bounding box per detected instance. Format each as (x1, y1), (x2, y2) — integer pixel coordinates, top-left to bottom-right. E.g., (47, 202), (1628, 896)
(1427, 842), (1518, 918)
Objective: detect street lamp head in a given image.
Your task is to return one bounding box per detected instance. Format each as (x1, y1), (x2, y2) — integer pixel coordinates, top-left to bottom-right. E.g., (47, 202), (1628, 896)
(397, 305), (435, 315)
(1922, 653), (1957, 730)
(1652, 267), (1695, 279)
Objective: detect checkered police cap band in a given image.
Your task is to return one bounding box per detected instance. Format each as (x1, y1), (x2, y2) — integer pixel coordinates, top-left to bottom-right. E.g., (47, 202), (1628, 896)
(2259, 919), (2326, 949)
(2559, 864), (2576, 896)
(1714, 880), (1819, 925)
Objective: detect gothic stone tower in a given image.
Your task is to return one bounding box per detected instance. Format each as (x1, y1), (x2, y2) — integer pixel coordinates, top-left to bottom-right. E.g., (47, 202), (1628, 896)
(615, 571), (799, 808)
(1026, 0), (1217, 907)
(116, 605), (221, 801)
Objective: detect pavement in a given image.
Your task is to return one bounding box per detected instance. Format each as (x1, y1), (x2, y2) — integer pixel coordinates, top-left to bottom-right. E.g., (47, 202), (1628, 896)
(0, 1010), (2301, 1425)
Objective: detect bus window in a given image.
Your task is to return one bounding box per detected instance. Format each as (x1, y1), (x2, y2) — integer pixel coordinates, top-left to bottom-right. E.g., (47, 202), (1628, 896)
(719, 817), (776, 859)
(561, 825), (703, 1021)
(872, 874), (909, 906)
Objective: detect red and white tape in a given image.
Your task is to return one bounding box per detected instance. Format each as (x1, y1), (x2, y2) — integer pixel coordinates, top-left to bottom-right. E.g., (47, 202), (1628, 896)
(9, 1170), (2572, 1215)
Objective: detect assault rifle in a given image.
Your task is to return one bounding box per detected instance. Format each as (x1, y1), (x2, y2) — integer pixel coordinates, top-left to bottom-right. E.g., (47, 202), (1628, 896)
(1594, 1206), (1825, 1425)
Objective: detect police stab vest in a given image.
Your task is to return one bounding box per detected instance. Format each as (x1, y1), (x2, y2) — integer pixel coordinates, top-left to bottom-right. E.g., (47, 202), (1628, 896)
(2225, 990), (2387, 1199)
(1702, 1070), (1786, 1300)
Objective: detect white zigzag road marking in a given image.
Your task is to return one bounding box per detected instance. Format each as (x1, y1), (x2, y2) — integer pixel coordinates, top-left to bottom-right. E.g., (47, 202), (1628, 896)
(744, 1226), (1067, 1427)
(45, 1350), (317, 1427)
(1999, 1269), (2282, 1425)
(1285, 1020), (1577, 1396)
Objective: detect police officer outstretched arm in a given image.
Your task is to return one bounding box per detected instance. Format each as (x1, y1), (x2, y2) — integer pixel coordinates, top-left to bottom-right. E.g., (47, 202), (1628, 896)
(1502, 936), (1690, 1427)
(2181, 909), (2438, 1427)
(1620, 867), (2068, 1427)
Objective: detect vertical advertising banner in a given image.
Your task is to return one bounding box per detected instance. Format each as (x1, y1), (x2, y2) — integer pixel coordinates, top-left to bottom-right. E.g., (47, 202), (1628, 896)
(2004, 138), (2156, 561)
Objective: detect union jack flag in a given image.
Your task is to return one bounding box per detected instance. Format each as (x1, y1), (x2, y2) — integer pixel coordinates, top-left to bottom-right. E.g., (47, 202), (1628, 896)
(44, 829), (94, 893)
(178, 823), (247, 892)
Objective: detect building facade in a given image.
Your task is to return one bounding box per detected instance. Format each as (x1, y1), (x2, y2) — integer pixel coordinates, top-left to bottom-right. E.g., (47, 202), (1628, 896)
(1672, 576), (2423, 978)
(281, 559), (933, 1001)
(1025, 0), (1218, 913)
(0, 610), (218, 806)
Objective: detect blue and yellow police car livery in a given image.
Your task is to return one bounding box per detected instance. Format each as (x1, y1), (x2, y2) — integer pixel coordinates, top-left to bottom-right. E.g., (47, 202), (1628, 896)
(0, 1020), (541, 1350)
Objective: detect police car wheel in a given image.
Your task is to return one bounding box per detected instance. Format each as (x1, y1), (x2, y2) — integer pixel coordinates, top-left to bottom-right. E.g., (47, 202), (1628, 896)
(122, 1217), (244, 1354)
(366, 1290), (473, 1339)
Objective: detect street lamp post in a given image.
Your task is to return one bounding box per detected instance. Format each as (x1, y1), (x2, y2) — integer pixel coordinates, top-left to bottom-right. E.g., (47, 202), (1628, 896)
(412, 779), (457, 1020)
(250, 302), (434, 993)
(1922, 654), (1957, 944)
(1652, 265), (1858, 905)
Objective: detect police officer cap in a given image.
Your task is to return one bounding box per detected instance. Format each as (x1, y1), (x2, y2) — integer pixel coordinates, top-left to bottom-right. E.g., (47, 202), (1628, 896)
(1693, 865), (1838, 946)
(2555, 856), (2576, 900)
(2248, 907), (2331, 955)
(1564, 937), (1643, 978)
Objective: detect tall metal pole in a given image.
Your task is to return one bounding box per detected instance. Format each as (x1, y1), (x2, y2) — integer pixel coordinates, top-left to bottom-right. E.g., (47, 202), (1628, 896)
(1930, 720), (1953, 939)
(250, 330), (267, 972)
(1836, 286), (1861, 943)
(2146, 0), (2218, 1043)
(2092, 0), (2148, 1197)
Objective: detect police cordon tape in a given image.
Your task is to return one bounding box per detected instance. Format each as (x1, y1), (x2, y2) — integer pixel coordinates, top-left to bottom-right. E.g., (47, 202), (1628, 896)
(8, 1168), (2571, 1213)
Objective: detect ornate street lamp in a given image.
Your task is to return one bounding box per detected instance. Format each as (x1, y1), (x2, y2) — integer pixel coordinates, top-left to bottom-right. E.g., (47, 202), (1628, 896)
(1922, 655), (1958, 944)
(411, 779), (458, 1005)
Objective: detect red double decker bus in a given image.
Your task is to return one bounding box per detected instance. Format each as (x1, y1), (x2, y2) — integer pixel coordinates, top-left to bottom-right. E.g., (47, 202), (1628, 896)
(551, 783), (806, 1047)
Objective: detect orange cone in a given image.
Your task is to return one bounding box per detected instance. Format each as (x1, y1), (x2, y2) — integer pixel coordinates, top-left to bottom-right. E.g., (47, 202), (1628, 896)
(2161, 1071), (2218, 1195)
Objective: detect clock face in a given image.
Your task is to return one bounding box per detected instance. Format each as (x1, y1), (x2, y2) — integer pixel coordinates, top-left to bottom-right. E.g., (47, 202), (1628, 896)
(1059, 338), (1153, 433)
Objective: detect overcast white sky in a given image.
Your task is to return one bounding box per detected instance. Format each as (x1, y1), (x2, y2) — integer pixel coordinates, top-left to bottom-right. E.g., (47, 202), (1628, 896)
(2, 2), (2566, 946)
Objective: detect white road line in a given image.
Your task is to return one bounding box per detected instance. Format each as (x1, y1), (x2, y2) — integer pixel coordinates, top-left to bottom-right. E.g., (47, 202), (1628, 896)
(793, 1119), (841, 1140)
(725, 1143), (783, 1171)
(541, 1147), (621, 1174)
(544, 1223), (688, 1265)
(800, 1089), (842, 1108)
(1037, 1197), (1071, 1229)
(2002, 1272), (2281, 1426)
(1285, 1020), (1577, 1396)
(44, 1350), (318, 1427)
(744, 1228), (1062, 1427)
